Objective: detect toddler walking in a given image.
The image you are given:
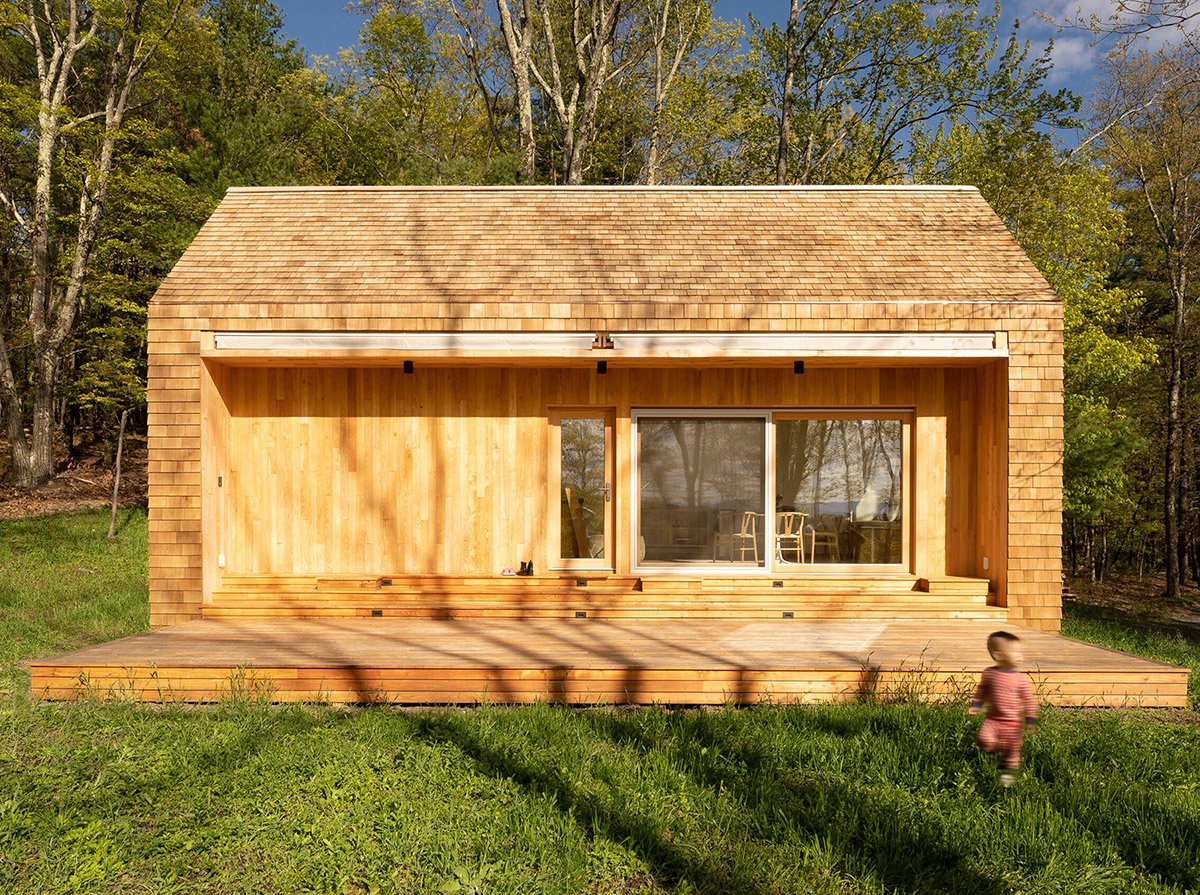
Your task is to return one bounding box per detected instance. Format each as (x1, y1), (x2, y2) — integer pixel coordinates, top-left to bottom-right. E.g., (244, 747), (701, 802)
(970, 630), (1038, 787)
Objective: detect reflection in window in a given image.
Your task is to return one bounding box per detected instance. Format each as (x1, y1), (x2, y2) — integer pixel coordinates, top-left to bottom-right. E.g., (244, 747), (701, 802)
(560, 417), (606, 560)
(638, 417), (766, 565)
(776, 419), (903, 564)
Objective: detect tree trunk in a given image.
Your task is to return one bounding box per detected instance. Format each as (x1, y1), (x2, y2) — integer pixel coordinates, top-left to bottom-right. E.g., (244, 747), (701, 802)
(108, 409), (129, 540)
(1067, 517), (1078, 577)
(496, 0), (537, 181)
(775, 0), (800, 185)
(1164, 266), (1187, 597)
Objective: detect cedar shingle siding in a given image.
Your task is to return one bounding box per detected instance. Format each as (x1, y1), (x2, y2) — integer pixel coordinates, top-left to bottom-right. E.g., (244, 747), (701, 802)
(148, 186), (1063, 630)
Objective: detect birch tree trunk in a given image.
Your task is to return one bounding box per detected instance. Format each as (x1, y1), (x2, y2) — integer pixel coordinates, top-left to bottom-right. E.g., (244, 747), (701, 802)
(496, 0), (537, 180)
(0, 0), (188, 487)
(642, 0), (703, 184)
(527, 0), (636, 184)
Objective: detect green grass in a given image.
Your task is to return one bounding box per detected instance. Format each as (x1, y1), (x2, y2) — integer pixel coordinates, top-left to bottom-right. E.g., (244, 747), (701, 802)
(1, 511), (1199, 894)
(1, 700), (1198, 894)
(0, 510), (148, 698)
(1062, 608), (1200, 710)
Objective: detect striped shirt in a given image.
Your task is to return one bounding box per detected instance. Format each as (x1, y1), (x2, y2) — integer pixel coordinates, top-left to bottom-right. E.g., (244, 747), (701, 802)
(971, 667), (1038, 725)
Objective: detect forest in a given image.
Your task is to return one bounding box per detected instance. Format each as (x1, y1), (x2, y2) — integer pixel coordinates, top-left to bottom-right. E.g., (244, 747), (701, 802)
(0, 0), (1197, 592)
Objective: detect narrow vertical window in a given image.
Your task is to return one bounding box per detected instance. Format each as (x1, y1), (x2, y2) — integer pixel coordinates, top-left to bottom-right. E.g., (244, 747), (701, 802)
(550, 410), (613, 570)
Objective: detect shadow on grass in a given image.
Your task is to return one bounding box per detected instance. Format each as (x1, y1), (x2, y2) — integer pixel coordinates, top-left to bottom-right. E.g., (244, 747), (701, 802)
(413, 710), (768, 894)
(1065, 600), (1200, 646)
(415, 707), (1009, 895)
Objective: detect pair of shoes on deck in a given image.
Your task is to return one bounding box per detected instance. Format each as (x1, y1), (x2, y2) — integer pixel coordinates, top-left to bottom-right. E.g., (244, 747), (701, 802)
(516, 561), (534, 576)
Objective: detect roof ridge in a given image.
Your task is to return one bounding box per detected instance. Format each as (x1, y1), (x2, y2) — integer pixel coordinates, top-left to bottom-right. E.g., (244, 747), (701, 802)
(224, 184), (981, 194)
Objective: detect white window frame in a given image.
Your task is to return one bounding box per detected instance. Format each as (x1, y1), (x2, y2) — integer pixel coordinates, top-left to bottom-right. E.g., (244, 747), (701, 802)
(630, 408), (913, 576)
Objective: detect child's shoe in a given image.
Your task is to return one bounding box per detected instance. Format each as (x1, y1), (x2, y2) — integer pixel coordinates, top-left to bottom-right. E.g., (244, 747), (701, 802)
(999, 771), (1015, 788)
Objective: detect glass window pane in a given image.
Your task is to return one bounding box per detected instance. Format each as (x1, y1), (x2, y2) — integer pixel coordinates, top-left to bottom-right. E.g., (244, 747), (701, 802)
(775, 419), (903, 564)
(560, 417), (606, 560)
(638, 417), (766, 566)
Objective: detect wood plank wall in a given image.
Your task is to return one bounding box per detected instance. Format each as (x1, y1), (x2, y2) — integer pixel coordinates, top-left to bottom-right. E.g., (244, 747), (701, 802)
(149, 304), (1062, 630)
(203, 365), (988, 588)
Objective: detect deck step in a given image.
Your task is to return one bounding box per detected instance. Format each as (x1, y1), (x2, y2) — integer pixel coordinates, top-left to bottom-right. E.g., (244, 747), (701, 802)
(206, 573), (996, 621)
(202, 607), (1008, 620)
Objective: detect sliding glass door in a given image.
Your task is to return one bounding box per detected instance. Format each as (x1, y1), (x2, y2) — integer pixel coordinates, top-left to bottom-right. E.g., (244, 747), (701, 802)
(775, 414), (907, 566)
(636, 415), (767, 567)
(633, 410), (909, 572)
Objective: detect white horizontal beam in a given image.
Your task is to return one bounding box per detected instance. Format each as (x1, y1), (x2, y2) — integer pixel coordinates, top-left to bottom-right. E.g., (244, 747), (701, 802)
(213, 332), (598, 352)
(210, 331), (1002, 359)
(609, 333), (997, 354)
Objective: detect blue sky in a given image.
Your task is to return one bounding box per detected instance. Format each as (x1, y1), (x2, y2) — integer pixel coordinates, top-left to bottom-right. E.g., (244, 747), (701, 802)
(273, 0), (1110, 99)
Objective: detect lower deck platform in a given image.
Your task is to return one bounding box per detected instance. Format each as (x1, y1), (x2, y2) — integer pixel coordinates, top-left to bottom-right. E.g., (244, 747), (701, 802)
(30, 619), (1189, 707)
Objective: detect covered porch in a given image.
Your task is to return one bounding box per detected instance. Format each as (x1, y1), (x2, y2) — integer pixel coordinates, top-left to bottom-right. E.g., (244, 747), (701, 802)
(30, 616), (1189, 707)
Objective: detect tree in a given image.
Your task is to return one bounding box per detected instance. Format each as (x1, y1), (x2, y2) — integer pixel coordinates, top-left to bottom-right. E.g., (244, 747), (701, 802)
(494, 0), (536, 179)
(338, 2), (509, 183)
(62, 118), (212, 458)
(1094, 42), (1200, 596)
(640, 0), (703, 183)
(726, 0), (1076, 185)
(911, 108), (1156, 580)
(175, 0), (320, 191)
(527, 0), (643, 184)
(1057, 1), (1199, 39)
(0, 0), (196, 487)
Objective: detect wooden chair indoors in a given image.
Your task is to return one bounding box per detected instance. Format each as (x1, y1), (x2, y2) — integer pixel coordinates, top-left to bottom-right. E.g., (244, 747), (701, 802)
(774, 511), (807, 564)
(808, 514), (844, 563)
(713, 510), (759, 562)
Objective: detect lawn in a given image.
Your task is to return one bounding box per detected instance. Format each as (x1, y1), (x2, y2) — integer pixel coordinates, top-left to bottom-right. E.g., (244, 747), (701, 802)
(0, 510), (148, 700)
(2, 511), (1199, 894)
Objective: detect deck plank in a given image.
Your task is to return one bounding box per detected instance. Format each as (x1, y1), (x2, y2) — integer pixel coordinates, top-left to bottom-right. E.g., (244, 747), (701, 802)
(28, 618), (1188, 707)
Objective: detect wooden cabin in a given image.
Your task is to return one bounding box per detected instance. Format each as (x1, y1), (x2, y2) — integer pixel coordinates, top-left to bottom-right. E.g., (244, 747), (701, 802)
(146, 186), (1062, 631)
(34, 185), (1192, 707)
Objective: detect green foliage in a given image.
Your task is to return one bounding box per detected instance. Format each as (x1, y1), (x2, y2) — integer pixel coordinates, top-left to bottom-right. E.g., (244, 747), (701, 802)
(175, 0), (326, 191)
(68, 120), (216, 418)
(336, 3), (509, 184)
(717, 0), (1075, 185)
(911, 115), (1155, 531)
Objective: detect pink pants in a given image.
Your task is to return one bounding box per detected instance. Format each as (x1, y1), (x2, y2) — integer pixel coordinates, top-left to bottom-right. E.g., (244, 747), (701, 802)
(977, 718), (1024, 770)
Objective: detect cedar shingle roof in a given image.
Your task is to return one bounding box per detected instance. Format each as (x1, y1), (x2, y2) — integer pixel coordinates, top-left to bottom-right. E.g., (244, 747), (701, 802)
(153, 186), (1057, 311)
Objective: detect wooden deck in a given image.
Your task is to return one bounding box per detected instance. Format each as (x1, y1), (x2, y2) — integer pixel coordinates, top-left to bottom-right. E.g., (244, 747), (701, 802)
(29, 619), (1188, 707)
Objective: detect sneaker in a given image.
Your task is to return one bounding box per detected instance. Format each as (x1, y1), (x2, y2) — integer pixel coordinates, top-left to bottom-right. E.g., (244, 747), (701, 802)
(1000, 772), (1015, 788)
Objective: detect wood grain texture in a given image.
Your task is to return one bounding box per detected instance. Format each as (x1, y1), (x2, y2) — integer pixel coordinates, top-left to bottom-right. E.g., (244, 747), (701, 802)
(29, 618), (1185, 707)
(203, 572), (1003, 620)
(209, 366), (994, 587)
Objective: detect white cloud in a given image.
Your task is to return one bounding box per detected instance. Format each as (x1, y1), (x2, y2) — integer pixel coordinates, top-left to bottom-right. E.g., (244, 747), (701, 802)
(1027, 0), (1200, 40)
(1048, 34), (1104, 73)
